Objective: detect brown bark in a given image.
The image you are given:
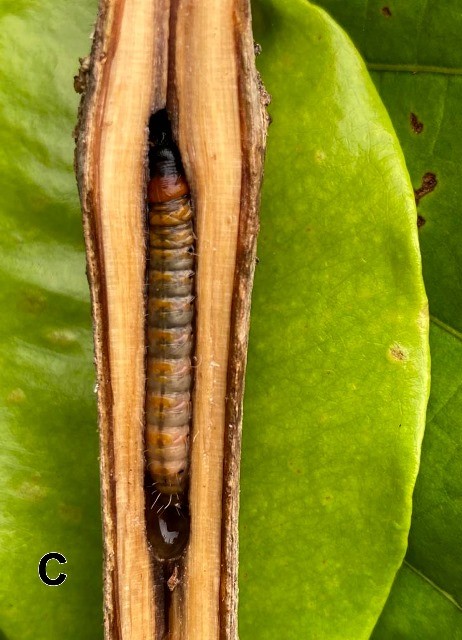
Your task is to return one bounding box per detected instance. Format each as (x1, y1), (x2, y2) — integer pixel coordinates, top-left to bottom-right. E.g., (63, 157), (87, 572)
(75, 1), (268, 638)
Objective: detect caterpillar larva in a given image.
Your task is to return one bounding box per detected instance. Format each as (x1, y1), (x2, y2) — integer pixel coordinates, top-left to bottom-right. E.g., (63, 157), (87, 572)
(145, 111), (193, 559)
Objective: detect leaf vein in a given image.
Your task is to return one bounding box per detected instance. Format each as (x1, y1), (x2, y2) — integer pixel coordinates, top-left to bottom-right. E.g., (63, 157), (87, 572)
(403, 560), (462, 612)
(367, 63), (462, 76)
(430, 315), (462, 343)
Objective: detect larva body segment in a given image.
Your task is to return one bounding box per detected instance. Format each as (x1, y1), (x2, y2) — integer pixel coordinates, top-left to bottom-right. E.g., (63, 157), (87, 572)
(145, 114), (194, 503)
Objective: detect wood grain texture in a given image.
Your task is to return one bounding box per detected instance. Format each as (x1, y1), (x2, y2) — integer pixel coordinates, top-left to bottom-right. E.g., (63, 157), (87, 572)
(75, 0), (267, 637)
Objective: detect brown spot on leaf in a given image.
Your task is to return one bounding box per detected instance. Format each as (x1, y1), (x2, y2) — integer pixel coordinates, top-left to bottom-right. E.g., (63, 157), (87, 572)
(58, 503), (83, 524)
(417, 215), (426, 227)
(19, 291), (47, 314)
(390, 344), (408, 362)
(414, 172), (437, 205)
(381, 6), (392, 17)
(7, 388), (26, 404)
(410, 112), (424, 134)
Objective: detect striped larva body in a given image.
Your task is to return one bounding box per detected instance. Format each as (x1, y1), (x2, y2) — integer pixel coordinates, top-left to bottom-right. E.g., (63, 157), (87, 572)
(145, 114), (194, 517)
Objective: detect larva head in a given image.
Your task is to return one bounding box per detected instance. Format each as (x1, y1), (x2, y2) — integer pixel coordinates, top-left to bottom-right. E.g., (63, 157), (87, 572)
(148, 109), (189, 203)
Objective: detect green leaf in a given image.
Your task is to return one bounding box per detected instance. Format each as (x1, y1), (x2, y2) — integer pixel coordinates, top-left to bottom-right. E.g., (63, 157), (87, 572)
(372, 563), (462, 639)
(239, 1), (429, 638)
(313, 0), (462, 635)
(0, 2), (103, 639)
(0, 1), (432, 638)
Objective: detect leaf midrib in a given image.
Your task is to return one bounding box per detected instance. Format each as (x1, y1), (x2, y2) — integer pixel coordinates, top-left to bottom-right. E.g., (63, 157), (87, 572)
(430, 315), (462, 343)
(404, 560), (462, 612)
(367, 63), (462, 76)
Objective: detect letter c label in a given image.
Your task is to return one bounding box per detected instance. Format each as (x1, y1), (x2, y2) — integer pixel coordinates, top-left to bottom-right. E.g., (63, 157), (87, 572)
(38, 552), (67, 586)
